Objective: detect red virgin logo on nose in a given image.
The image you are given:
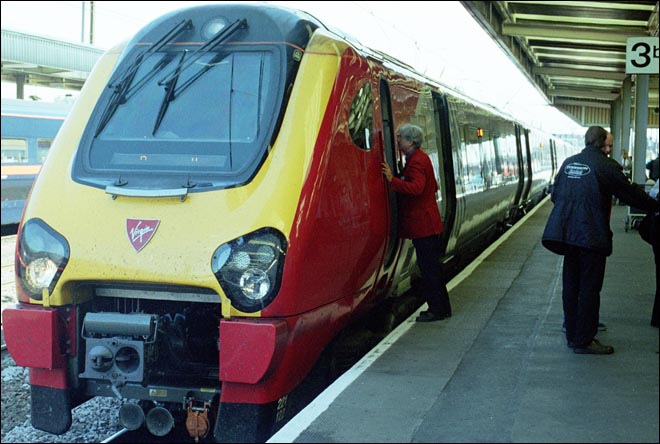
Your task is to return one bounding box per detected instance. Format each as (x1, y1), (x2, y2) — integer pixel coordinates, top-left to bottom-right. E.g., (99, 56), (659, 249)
(126, 219), (160, 252)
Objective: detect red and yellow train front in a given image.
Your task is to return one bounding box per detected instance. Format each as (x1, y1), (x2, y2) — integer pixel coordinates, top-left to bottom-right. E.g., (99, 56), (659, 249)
(2, 5), (392, 441)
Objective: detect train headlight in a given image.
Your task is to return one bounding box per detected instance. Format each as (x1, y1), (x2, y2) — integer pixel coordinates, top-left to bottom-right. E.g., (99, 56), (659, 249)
(25, 257), (58, 290)
(16, 219), (70, 302)
(211, 228), (286, 313)
(239, 268), (269, 299)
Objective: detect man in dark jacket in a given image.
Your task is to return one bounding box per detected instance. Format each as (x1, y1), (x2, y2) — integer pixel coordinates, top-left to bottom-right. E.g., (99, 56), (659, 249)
(542, 126), (660, 354)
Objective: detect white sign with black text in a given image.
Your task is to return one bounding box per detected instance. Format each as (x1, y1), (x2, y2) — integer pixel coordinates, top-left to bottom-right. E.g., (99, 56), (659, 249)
(626, 37), (659, 74)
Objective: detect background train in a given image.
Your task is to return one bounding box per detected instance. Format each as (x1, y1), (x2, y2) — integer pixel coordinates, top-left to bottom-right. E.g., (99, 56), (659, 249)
(0, 98), (72, 235)
(2, 4), (578, 443)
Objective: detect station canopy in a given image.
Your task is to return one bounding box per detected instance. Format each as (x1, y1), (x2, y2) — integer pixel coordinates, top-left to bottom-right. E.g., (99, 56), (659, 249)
(1, 29), (103, 95)
(461, 1), (659, 128)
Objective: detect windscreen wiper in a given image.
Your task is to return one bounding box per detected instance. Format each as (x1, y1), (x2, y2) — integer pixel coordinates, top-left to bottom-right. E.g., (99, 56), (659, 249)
(171, 51), (230, 100)
(121, 53), (174, 103)
(153, 50), (187, 135)
(112, 19), (192, 89)
(157, 19), (247, 92)
(150, 19), (248, 136)
(94, 19), (193, 137)
(94, 62), (139, 137)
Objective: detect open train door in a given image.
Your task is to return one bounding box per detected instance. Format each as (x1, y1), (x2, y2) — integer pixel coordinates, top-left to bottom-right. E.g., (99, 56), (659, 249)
(380, 79), (399, 268)
(432, 93), (457, 255)
(520, 128), (533, 209)
(509, 125), (532, 220)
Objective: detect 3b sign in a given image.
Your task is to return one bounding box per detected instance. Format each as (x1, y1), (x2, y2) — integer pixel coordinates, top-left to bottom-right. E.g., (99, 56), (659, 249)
(626, 37), (659, 74)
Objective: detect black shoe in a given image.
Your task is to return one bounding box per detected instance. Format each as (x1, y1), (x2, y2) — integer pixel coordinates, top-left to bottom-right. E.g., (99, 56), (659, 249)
(416, 311), (450, 323)
(573, 339), (614, 355)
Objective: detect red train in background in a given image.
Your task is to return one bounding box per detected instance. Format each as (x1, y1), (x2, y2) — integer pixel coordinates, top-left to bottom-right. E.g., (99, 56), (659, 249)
(2, 4), (577, 442)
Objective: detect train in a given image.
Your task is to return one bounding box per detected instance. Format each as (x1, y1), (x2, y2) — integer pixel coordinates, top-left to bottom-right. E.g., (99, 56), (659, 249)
(1, 98), (73, 233)
(2, 4), (578, 443)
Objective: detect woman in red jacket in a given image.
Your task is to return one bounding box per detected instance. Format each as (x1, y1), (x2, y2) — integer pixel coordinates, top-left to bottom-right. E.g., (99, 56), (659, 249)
(382, 124), (451, 322)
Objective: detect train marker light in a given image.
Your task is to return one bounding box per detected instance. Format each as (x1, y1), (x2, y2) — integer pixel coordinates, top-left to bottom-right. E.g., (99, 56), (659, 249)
(231, 251), (251, 270)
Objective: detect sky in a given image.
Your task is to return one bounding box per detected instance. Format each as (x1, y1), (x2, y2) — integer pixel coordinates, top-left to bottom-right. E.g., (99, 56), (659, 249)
(0, 1), (585, 134)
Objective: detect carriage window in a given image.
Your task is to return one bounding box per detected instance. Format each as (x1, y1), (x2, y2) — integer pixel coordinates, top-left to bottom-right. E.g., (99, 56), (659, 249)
(37, 139), (53, 162)
(1, 138), (28, 163)
(348, 82), (373, 150)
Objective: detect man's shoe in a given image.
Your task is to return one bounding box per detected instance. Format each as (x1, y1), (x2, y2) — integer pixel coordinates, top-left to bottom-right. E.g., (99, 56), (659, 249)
(416, 311), (450, 322)
(573, 339), (614, 355)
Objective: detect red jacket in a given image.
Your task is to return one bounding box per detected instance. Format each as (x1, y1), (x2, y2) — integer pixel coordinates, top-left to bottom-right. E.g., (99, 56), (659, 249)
(390, 148), (444, 239)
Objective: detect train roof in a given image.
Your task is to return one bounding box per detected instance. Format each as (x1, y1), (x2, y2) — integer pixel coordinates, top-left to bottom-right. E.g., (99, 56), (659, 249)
(290, 7), (543, 132)
(287, 4), (558, 135)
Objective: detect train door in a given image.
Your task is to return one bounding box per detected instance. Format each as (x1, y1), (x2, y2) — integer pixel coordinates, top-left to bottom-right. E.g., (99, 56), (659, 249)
(520, 129), (533, 207)
(550, 139), (558, 178)
(380, 79), (399, 268)
(432, 93), (456, 254)
(511, 124), (525, 216)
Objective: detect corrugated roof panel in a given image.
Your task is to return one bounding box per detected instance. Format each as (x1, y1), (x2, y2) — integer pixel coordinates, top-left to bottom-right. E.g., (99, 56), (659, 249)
(1, 29), (103, 73)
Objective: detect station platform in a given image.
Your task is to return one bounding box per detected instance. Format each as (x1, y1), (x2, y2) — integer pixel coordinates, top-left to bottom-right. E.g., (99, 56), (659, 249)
(269, 199), (659, 443)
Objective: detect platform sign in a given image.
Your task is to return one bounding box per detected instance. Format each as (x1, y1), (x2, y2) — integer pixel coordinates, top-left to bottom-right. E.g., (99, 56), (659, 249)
(626, 37), (659, 74)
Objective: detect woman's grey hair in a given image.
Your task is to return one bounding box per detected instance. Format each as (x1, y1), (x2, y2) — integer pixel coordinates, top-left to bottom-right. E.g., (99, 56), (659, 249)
(398, 124), (424, 149)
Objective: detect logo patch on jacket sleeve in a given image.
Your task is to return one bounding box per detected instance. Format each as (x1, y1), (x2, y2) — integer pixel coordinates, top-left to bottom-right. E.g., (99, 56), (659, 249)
(126, 219), (160, 252)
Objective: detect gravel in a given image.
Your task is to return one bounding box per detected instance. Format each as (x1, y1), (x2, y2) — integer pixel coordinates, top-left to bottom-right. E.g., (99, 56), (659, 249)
(1, 351), (123, 443)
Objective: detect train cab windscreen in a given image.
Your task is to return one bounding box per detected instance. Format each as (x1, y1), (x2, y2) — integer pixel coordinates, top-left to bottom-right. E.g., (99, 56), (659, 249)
(72, 6), (320, 191)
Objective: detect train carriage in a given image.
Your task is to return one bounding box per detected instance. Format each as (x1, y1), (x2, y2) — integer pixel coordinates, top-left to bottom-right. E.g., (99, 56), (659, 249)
(2, 4), (576, 442)
(1, 98), (72, 231)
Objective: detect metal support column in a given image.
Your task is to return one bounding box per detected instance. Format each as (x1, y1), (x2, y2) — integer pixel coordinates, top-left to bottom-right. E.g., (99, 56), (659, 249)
(633, 74), (649, 184)
(15, 73), (25, 99)
(611, 97), (622, 163)
(621, 77), (633, 166)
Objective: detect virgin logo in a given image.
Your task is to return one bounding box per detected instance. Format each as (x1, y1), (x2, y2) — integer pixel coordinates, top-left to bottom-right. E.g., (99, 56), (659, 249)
(126, 219), (160, 252)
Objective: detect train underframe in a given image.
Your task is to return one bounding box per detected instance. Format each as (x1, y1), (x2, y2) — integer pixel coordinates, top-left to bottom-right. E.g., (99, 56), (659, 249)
(78, 294), (222, 440)
(5, 291), (286, 442)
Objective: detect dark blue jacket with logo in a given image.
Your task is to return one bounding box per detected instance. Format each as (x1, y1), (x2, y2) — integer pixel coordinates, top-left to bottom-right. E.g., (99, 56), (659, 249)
(542, 145), (660, 256)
